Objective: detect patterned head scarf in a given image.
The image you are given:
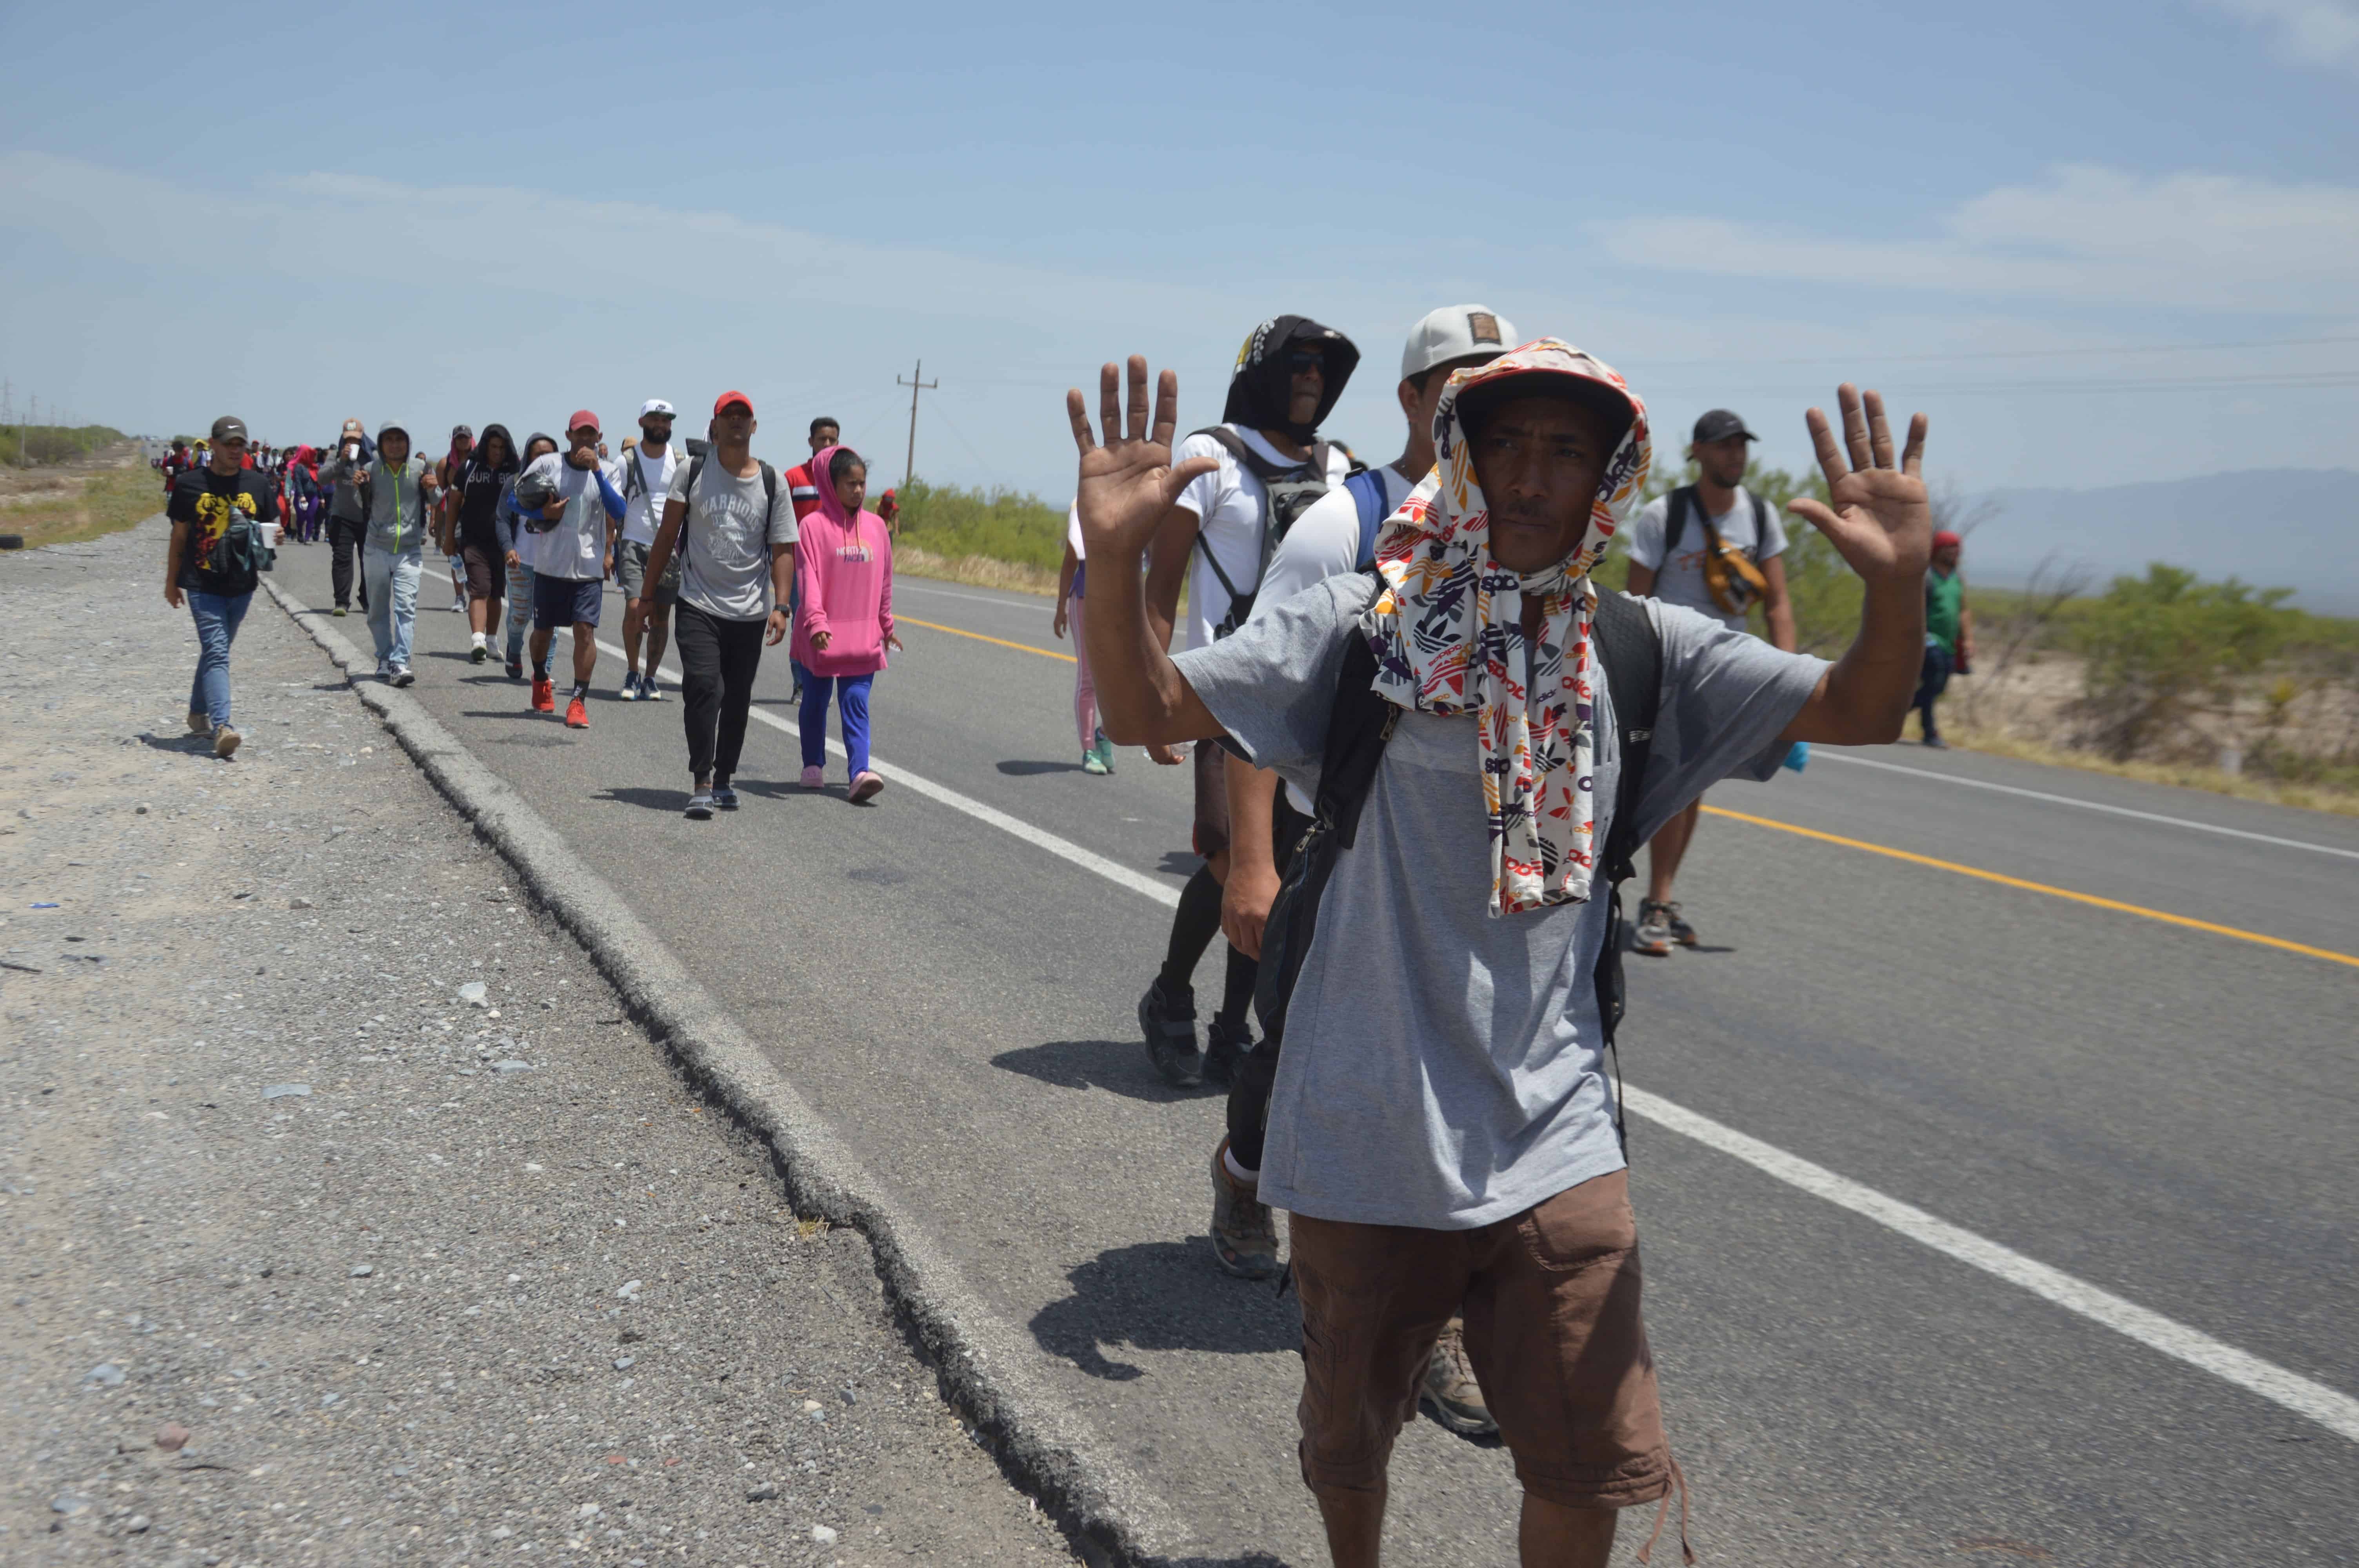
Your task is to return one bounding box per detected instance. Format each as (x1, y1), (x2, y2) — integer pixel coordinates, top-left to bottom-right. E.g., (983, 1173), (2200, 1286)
(1361, 338), (1652, 916)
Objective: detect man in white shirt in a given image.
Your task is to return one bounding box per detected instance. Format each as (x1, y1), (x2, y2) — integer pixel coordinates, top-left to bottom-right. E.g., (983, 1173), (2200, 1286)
(1136, 314), (1360, 1105)
(1212, 305), (1518, 1430)
(614, 398), (687, 702)
(519, 411), (627, 730)
(1621, 407), (1799, 953)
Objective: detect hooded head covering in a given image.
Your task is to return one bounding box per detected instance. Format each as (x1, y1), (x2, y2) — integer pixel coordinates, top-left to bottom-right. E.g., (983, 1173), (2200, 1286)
(1361, 338), (1651, 916)
(472, 422), (520, 477)
(1219, 315), (1359, 444)
(805, 445), (878, 530)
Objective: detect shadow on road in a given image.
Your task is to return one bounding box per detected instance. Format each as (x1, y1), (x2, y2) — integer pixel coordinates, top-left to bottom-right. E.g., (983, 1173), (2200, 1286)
(1157, 851), (1201, 877)
(1029, 1239), (1299, 1381)
(997, 759), (1085, 776)
(592, 784), (692, 813)
(991, 1039), (1222, 1103)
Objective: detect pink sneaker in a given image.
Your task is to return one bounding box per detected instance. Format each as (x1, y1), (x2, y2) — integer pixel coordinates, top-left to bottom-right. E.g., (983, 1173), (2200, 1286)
(800, 765), (825, 790)
(849, 770), (885, 804)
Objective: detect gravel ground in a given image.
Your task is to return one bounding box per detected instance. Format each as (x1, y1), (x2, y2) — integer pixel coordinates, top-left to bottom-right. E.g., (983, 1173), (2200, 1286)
(0, 521), (1081, 1567)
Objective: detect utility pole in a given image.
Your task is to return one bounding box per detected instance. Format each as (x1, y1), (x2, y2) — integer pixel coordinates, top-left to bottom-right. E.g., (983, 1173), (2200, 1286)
(895, 359), (938, 493)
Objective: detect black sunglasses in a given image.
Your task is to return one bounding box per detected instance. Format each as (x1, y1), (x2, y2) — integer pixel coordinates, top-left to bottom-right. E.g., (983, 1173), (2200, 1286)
(1285, 349), (1325, 373)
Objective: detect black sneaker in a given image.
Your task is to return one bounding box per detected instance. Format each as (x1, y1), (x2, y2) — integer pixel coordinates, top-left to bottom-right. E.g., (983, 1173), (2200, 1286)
(1138, 978), (1203, 1088)
(1204, 1016), (1252, 1089)
(684, 789), (715, 820)
(712, 784), (739, 811)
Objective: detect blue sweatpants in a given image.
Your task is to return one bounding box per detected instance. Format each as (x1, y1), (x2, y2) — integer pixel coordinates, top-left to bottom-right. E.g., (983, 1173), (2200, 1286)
(794, 661), (874, 779)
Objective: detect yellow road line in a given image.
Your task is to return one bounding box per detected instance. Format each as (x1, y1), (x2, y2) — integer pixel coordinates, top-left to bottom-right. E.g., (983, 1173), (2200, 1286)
(1701, 804), (2359, 971)
(898, 616), (1076, 664)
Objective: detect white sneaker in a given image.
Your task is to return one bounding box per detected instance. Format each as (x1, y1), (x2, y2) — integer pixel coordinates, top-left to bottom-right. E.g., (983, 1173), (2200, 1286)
(641, 675), (664, 702)
(620, 671), (642, 701)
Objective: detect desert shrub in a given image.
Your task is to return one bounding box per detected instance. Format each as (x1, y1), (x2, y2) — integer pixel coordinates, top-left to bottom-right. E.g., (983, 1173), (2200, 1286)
(2070, 565), (2299, 760)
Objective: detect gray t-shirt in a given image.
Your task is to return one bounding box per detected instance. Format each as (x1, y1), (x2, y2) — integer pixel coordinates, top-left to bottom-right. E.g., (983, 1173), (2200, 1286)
(1623, 486), (1788, 632)
(666, 458), (799, 621)
(1172, 575), (1825, 1229)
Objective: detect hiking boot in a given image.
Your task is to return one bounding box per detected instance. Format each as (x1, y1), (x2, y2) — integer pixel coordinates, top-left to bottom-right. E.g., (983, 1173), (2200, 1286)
(564, 694), (589, 730)
(1661, 902), (1699, 947)
(1632, 900), (1675, 958)
(531, 674), (556, 713)
(211, 723), (242, 760)
(712, 783), (740, 811)
(1203, 1016), (1252, 1089)
(1421, 1316), (1498, 1436)
(684, 789), (714, 820)
(1209, 1137), (1279, 1279)
(849, 771), (884, 804)
(1138, 977), (1202, 1088)
(186, 710), (209, 734)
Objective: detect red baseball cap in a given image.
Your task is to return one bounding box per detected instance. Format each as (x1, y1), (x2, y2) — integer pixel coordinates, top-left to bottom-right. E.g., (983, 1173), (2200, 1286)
(567, 409), (600, 436)
(1932, 529), (1963, 550)
(712, 390), (755, 417)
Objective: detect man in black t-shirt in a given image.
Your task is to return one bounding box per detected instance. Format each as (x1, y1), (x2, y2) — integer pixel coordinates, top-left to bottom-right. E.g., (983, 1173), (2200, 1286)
(165, 415), (280, 759)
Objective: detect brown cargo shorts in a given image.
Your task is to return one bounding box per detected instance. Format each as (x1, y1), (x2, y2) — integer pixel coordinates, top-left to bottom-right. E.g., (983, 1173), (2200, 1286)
(1288, 1168), (1672, 1508)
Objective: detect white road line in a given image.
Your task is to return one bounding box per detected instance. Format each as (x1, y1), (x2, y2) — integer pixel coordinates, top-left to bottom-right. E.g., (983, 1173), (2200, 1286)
(593, 635), (2356, 1445)
(1625, 1086), (2359, 1443)
(896, 580), (1046, 610)
(1815, 751), (2359, 861)
(601, 641), (1180, 910)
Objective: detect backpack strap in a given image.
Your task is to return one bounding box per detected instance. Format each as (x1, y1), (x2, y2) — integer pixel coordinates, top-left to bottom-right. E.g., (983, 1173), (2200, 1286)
(1586, 588), (1664, 1154)
(758, 460), (777, 515)
(1661, 485), (1694, 560)
(1749, 490), (1771, 555)
(1343, 468), (1389, 570)
(1591, 589), (1663, 884)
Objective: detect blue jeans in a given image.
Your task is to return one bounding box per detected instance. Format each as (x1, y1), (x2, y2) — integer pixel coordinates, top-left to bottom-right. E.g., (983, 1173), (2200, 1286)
(186, 590), (253, 730)
(362, 546), (422, 671)
(504, 554), (534, 666)
(794, 661), (874, 778)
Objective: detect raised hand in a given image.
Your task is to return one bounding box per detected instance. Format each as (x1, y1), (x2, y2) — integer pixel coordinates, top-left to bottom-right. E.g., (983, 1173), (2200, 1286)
(1785, 385), (1930, 586)
(1066, 357), (1218, 561)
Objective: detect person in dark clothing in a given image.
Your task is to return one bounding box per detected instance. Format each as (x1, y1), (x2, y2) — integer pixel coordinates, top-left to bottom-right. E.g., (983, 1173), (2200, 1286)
(324, 417), (374, 614)
(444, 423), (519, 663)
(164, 415), (279, 759)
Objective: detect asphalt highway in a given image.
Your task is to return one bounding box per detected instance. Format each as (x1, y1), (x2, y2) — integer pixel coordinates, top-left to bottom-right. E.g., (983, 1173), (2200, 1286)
(267, 547), (2359, 1566)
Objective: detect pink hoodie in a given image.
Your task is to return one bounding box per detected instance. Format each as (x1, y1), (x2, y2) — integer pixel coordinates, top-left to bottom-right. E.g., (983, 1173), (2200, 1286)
(792, 445), (896, 677)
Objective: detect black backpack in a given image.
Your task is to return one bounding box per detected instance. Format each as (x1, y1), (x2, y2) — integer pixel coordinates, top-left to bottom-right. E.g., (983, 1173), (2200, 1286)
(1187, 427), (1359, 640)
(1250, 586), (1663, 1142)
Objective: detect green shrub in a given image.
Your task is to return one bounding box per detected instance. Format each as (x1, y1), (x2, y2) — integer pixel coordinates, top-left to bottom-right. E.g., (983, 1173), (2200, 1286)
(0, 423), (124, 468)
(2070, 564), (2300, 760)
(891, 477), (1068, 573)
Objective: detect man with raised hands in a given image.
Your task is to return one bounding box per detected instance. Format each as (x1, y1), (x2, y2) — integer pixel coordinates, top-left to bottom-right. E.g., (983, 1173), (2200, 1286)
(1071, 350), (1929, 1568)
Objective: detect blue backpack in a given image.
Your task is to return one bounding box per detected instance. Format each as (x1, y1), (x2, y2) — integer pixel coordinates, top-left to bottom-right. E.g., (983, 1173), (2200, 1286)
(1343, 468), (1390, 568)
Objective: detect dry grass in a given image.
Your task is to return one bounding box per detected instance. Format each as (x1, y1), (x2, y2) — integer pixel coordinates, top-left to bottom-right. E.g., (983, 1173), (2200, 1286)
(894, 543), (1059, 597)
(1936, 723), (2359, 819)
(0, 450), (162, 550)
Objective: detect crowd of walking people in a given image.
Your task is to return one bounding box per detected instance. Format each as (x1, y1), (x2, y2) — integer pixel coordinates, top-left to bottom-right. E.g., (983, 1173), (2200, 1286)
(162, 303), (1948, 1568)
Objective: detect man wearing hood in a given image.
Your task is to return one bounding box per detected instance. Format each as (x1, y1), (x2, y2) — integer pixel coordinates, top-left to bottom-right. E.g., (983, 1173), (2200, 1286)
(1073, 347), (1930, 1568)
(323, 418), (374, 615)
(1136, 315), (1360, 1103)
(321, 422), (440, 686)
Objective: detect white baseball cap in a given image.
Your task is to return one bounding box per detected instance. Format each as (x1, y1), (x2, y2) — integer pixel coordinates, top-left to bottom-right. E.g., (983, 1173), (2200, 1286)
(639, 398), (676, 419)
(1400, 305), (1519, 381)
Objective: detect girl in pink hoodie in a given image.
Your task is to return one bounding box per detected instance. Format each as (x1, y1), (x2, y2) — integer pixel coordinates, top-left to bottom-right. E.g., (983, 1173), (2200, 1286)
(791, 445), (901, 803)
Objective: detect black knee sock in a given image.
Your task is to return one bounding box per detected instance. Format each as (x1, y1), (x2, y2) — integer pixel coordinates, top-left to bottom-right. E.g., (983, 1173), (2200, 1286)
(1215, 942), (1257, 1033)
(1160, 864), (1223, 995)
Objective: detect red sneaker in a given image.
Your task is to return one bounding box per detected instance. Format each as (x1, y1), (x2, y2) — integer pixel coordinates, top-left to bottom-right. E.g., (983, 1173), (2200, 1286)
(564, 695), (589, 730)
(531, 674), (555, 713)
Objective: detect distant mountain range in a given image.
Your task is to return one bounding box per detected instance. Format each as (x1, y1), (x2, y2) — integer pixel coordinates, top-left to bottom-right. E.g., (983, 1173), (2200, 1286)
(1961, 468), (2358, 616)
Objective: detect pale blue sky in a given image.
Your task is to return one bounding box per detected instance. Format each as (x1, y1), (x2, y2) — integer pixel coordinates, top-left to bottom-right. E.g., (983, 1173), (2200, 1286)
(2, 0), (2353, 501)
